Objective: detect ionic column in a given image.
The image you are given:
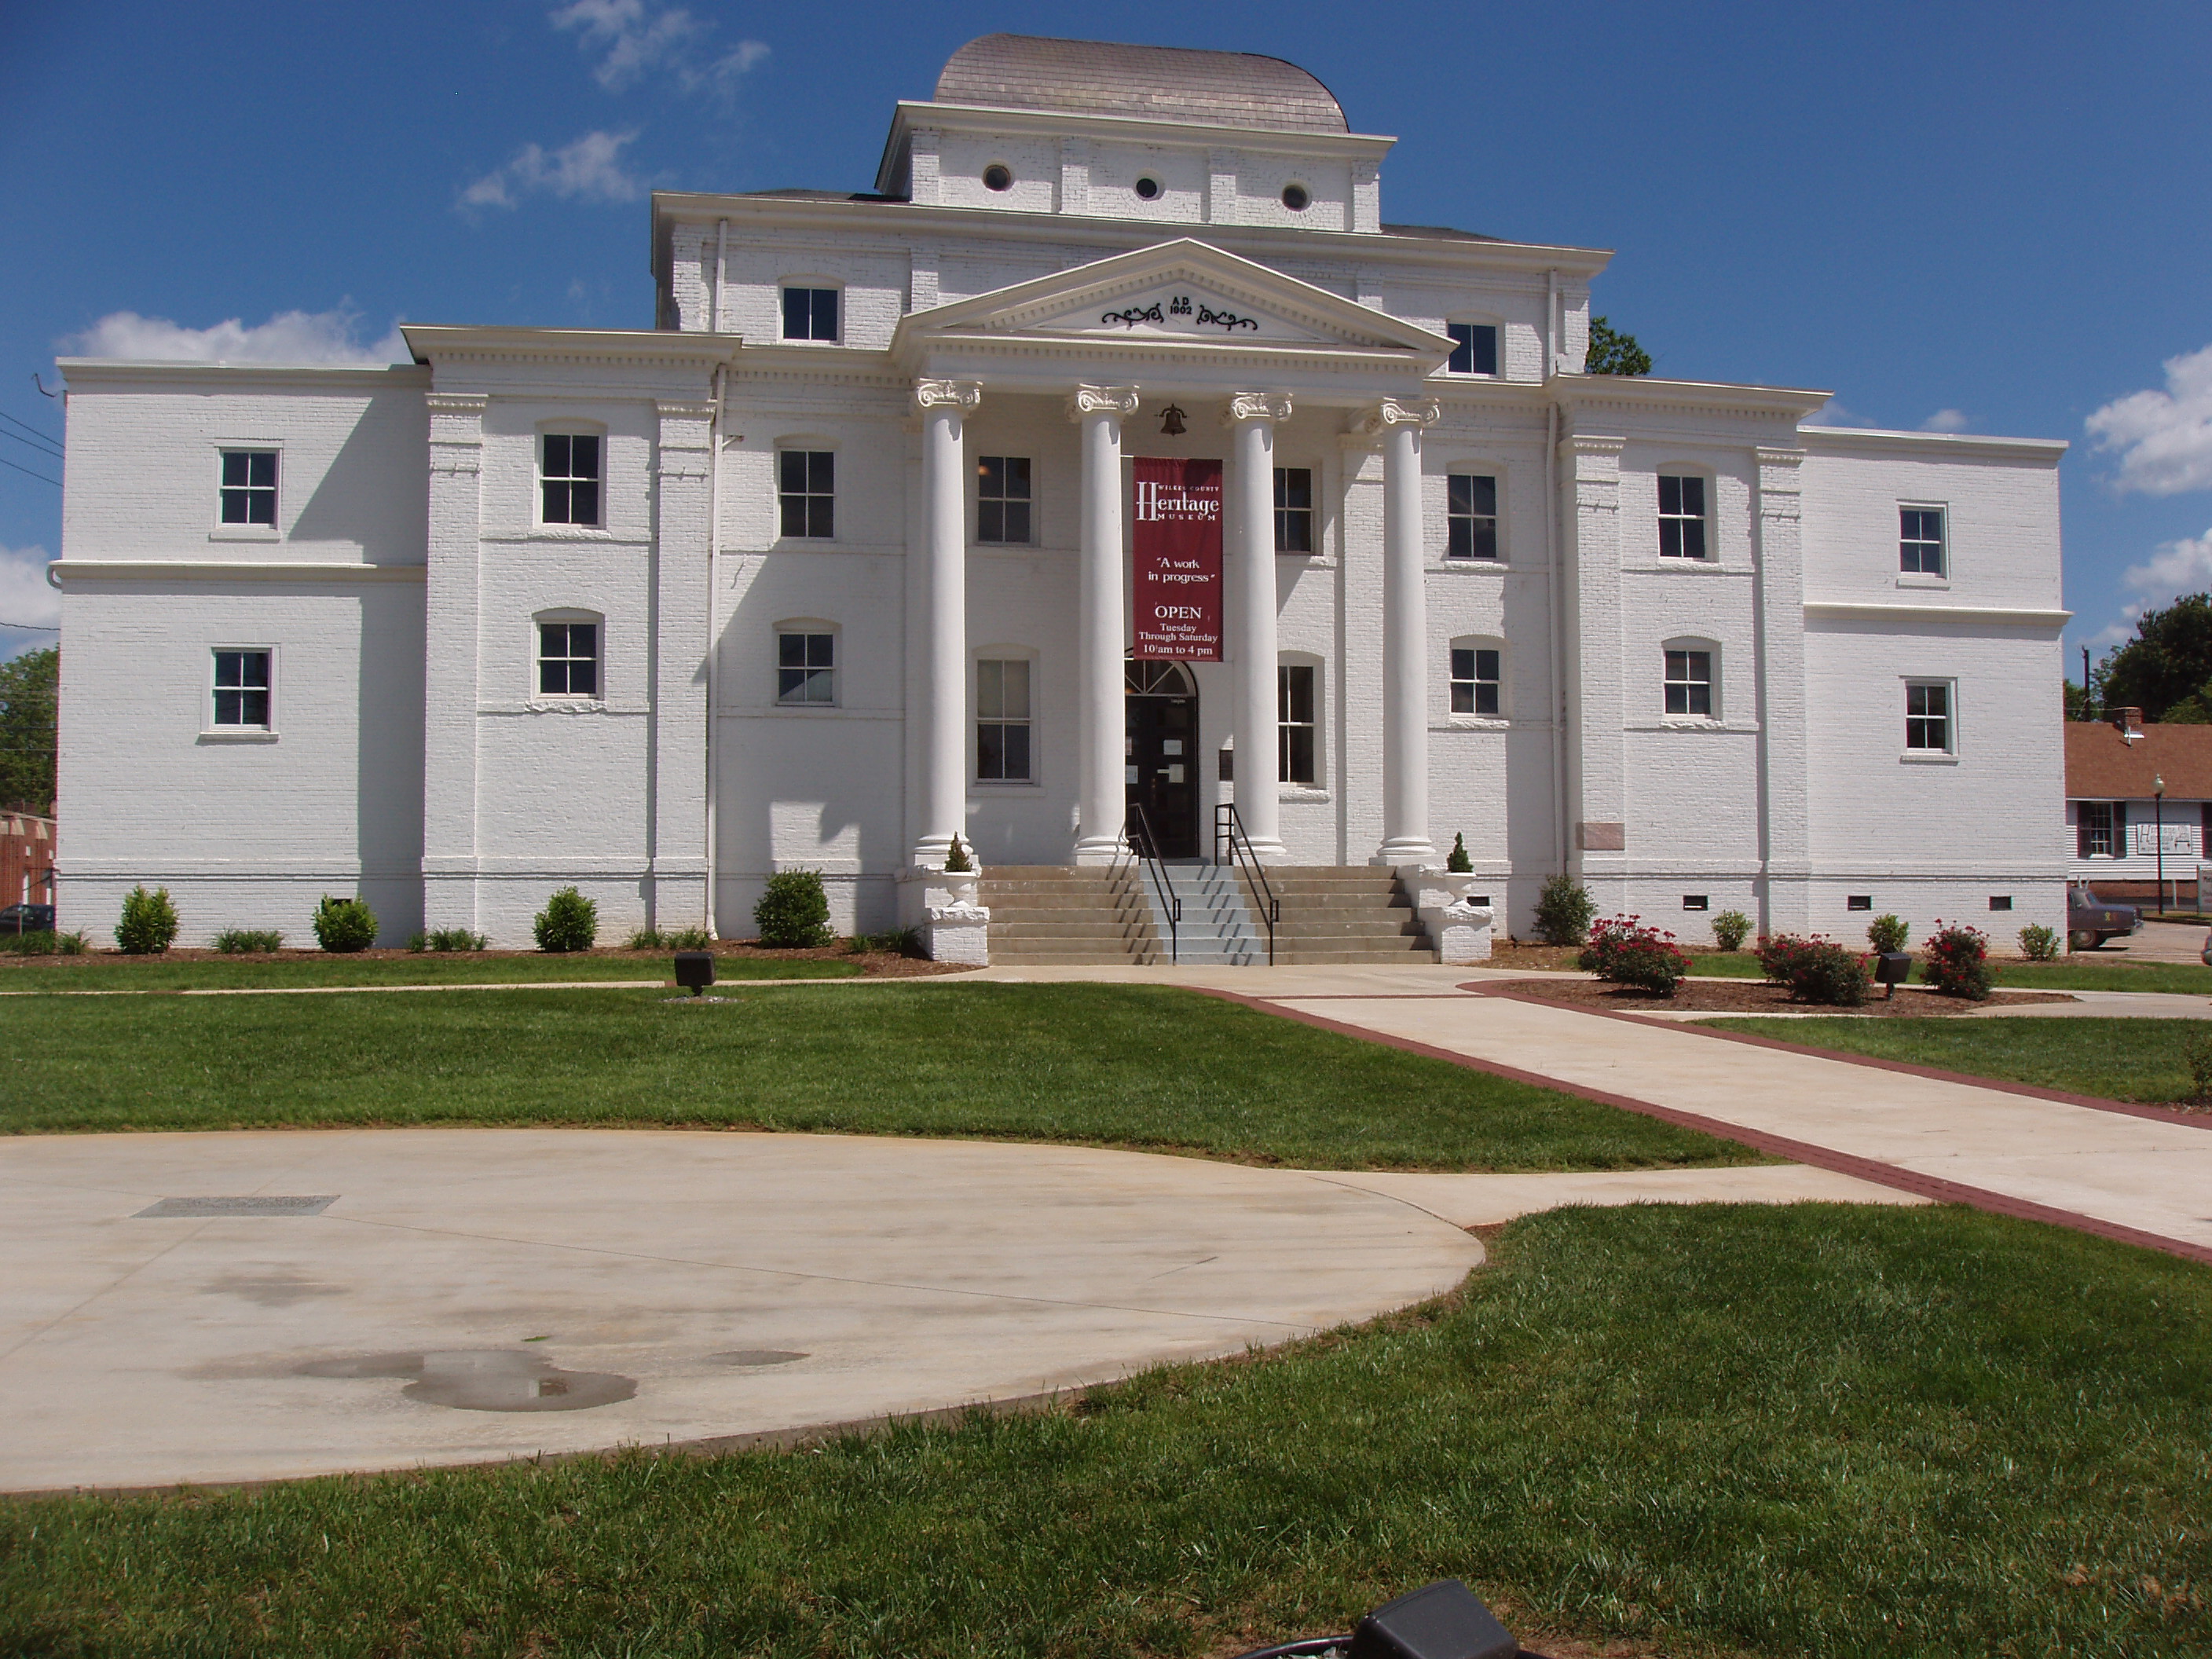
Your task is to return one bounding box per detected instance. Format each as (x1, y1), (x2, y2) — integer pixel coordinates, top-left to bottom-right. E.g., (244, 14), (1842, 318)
(914, 378), (980, 865)
(1223, 393), (1294, 862)
(1362, 397), (1441, 866)
(1068, 384), (1140, 864)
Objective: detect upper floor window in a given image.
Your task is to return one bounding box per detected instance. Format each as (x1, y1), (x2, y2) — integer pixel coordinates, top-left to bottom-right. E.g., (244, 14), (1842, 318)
(1446, 323), (1499, 376)
(541, 433), (602, 526)
(1451, 646), (1501, 716)
(1278, 663), (1317, 784)
(1274, 467), (1313, 554)
(537, 621), (599, 698)
(1658, 475), (1708, 559)
(778, 450), (835, 539)
(1447, 474), (1499, 560)
(976, 658), (1032, 781)
(211, 649), (272, 727)
(778, 630), (836, 705)
(1901, 506), (1946, 575)
(1664, 648), (1712, 717)
(219, 450), (277, 526)
(1906, 681), (1952, 753)
(782, 286), (839, 342)
(976, 456), (1031, 544)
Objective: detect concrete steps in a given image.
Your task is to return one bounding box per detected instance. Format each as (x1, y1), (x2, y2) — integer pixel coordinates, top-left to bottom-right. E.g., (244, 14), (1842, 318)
(1238, 866), (1436, 964)
(981, 866), (1163, 965)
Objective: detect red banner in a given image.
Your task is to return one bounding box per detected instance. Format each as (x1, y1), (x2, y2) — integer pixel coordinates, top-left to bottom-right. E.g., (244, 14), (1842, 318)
(1131, 456), (1223, 661)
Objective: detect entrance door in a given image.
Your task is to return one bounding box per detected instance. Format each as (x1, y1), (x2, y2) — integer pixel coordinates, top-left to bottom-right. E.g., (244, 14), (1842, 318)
(1126, 661), (1199, 859)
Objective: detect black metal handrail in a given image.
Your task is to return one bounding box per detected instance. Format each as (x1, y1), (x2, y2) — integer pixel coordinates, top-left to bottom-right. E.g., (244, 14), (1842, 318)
(1126, 801), (1179, 964)
(1213, 801), (1279, 966)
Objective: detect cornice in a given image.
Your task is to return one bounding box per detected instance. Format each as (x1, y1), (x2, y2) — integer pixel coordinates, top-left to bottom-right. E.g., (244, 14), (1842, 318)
(1555, 375), (1830, 423)
(57, 360), (428, 390)
(51, 559), (427, 584)
(1800, 426), (2069, 463)
(401, 324), (741, 369)
(1804, 600), (2071, 628)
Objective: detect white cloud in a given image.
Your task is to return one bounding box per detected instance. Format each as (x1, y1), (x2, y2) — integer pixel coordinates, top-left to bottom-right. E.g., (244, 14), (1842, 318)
(1921, 408), (1971, 433)
(550, 0), (768, 96)
(2086, 343), (2212, 496)
(2082, 526), (2212, 651)
(0, 544), (60, 637)
(1801, 398), (1858, 428)
(460, 130), (643, 211)
(63, 307), (407, 365)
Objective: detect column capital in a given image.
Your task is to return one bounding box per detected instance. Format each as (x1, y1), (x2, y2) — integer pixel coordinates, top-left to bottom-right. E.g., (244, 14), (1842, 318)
(913, 378), (982, 414)
(1354, 397), (1440, 436)
(1066, 383), (1141, 421)
(1221, 391), (1294, 426)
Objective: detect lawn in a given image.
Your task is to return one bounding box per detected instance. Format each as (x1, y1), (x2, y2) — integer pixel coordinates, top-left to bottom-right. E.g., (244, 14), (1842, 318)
(5, 1203), (2206, 1658)
(0, 950), (862, 992)
(1675, 953), (2212, 994)
(1698, 1014), (2212, 1106)
(0, 983), (1752, 1170)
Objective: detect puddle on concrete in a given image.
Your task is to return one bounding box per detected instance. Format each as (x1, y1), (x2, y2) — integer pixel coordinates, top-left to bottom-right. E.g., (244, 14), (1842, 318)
(296, 1350), (637, 1412)
(707, 1350), (808, 1368)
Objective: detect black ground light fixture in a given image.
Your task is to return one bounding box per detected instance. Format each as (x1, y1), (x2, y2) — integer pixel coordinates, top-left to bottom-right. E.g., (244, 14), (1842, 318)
(673, 950), (716, 997)
(1874, 950), (1914, 998)
(1229, 1579), (1538, 1659)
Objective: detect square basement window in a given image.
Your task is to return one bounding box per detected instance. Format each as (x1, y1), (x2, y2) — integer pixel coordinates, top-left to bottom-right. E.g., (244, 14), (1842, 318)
(1989, 895), (2013, 911)
(1683, 895), (1708, 910)
(1848, 895), (1873, 911)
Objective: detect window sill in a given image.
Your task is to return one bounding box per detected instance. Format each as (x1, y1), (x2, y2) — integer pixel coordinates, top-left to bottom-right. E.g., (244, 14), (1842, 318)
(1901, 750), (1959, 764)
(208, 527), (280, 543)
(1897, 573), (1950, 589)
(1437, 556), (1506, 571)
(771, 701), (843, 712)
(197, 728), (279, 743)
(529, 525), (613, 539)
(974, 778), (1040, 789)
(1446, 715), (1510, 731)
(1280, 786), (1331, 804)
(525, 698), (610, 714)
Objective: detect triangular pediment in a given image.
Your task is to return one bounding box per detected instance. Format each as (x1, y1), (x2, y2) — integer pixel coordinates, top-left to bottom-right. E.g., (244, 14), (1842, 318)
(894, 239), (1452, 361)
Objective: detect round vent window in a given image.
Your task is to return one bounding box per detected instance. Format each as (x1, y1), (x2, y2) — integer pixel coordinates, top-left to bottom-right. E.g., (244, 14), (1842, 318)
(983, 163), (1013, 192)
(1281, 182), (1311, 212)
(1133, 175), (1162, 201)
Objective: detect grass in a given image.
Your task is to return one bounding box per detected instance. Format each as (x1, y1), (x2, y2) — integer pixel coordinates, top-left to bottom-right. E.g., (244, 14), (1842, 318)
(5, 1203), (2207, 1657)
(0, 983), (1752, 1170)
(1678, 952), (2212, 994)
(0, 951), (860, 992)
(1698, 1013), (2212, 1106)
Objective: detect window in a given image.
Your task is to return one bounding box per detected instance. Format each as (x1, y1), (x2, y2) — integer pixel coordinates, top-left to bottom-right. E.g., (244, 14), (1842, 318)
(2078, 800), (2122, 858)
(1447, 474), (1499, 560)
(1901, 506), (1946, 575)
(777, 631), (835, 705)
(541, 433), (601, 526)
(1280, 182), (1310, 212)
(1278, 664), (1317, 784)
(1906, 681), (1951, 752)
(1451, 646), (1500, 716)
(782, 287), (838, 342)
(983, 163), (1013, 192)
(778, 450), (835, 539)
(1683, 895), (1708, 911)
(1847, 895), (1873, 911)
(1658, 474), (1708, 558)
(1989, 895), (2012, 911)
(1664, 649), (1712, 717)
(1273, 467), (1313, 553)
(219, 450), (277, 526)
(1446, 323), (1499, 376)
(976, 658), (1031, 781)
(211, 649), (272, 727)
(537, 621), (599, 698)
(976, 456), (1031, 544)
(1134, 175), (1163, 201)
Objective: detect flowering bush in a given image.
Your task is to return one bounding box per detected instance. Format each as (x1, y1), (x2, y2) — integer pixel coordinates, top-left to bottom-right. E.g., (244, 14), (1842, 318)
(1578, 914), (1693, 995)
(1923, 921), (1993, 1000)
(1755, 932), (1870, 1006)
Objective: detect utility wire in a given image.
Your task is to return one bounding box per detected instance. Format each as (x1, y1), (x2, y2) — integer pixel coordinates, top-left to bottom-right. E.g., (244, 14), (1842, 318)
(0, 621), (60, 632)
(0, 454), (60, 486)
(0, 412), (61, 455)
(1, 428), (64, 463)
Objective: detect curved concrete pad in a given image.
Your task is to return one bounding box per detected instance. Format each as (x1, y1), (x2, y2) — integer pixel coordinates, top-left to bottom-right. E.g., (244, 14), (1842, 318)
(0, 1129), (1481, 1492)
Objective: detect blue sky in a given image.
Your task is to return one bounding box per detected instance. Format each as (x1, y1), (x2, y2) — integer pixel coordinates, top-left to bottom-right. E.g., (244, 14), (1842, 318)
(4, 0), (2209, 674)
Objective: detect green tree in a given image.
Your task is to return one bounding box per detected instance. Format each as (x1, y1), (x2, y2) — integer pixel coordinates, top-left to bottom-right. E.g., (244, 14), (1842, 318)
(2097, 594), (2212, 721)
(0, 646), (57, 811)
(1585, 316), (1654, 376)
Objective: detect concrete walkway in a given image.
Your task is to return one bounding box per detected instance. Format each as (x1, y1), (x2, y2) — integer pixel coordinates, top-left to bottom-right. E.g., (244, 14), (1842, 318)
(0, 1128), (1903, 1492)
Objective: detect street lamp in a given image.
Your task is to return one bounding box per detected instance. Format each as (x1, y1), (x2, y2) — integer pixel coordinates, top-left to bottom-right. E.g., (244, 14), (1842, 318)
(2155, 773), (2167, 916)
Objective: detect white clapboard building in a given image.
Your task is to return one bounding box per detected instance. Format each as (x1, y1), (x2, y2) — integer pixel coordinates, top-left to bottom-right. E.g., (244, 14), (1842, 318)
(51, 34), (2071, 959)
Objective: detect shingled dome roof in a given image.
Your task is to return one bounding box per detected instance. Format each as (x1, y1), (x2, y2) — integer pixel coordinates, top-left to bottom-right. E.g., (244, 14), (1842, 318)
(935, 35), (1350, 135)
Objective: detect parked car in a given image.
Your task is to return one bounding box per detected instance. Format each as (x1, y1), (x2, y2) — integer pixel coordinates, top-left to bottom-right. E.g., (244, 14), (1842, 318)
(2067, 882), (2140, 951)
(0, 903), (55, 936)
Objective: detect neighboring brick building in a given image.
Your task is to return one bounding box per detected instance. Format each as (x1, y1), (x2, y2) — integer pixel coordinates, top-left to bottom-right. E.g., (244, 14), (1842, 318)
(2066, 708), (2212, 907)
(2, 811), (57, 913)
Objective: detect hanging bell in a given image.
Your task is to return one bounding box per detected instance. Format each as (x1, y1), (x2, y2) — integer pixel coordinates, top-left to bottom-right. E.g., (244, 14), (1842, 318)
(1158, 403), (1187, 436)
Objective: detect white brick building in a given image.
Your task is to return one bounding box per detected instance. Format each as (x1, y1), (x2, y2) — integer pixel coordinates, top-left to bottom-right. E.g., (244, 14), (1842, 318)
(51, 35), (2071, 950)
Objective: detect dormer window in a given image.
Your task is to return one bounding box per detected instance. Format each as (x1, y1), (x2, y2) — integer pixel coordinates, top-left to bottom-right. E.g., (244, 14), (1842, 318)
(782, 286), (839, 342)
(1446, 324), (1499, 377)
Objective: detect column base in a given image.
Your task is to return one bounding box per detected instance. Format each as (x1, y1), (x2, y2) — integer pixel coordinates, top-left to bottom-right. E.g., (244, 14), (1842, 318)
(911, 835), (954, 866)
(1071, 833), (1123, 866)
(1241, 836), (1290, 866)
(1373, 838), (1439, 866)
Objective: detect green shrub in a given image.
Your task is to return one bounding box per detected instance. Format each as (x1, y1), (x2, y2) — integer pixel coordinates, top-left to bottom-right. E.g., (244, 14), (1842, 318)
(1756, 933), (1870, 1007)
(1445, 832), (1472, 873)
(212, 928), (284, 954)
(533, 887), (598, 953)
(312, 895), (378, 954)
(0, 928), (87, 956)
(2017, 923), (2060, 962)
(755, 869), (833, 949)
(1923, 921), (1993, 1000)
(1578, 915), (1691, 995)
(408, 928), (488, 953)
(943, 834), (974, 873)
(1710, 909), (1752, 952)
(1532, 873), (1595, 947)
(848, 926), (924, 957)
(1866, 914), (1910, 954)
(627, 926), (713, 951)
(115, 885), (178, 954)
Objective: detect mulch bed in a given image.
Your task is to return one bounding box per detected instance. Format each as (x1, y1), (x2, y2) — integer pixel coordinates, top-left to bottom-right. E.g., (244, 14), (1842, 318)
(1490, 974), (2075, 1018)
(0, 944), (970, 980)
